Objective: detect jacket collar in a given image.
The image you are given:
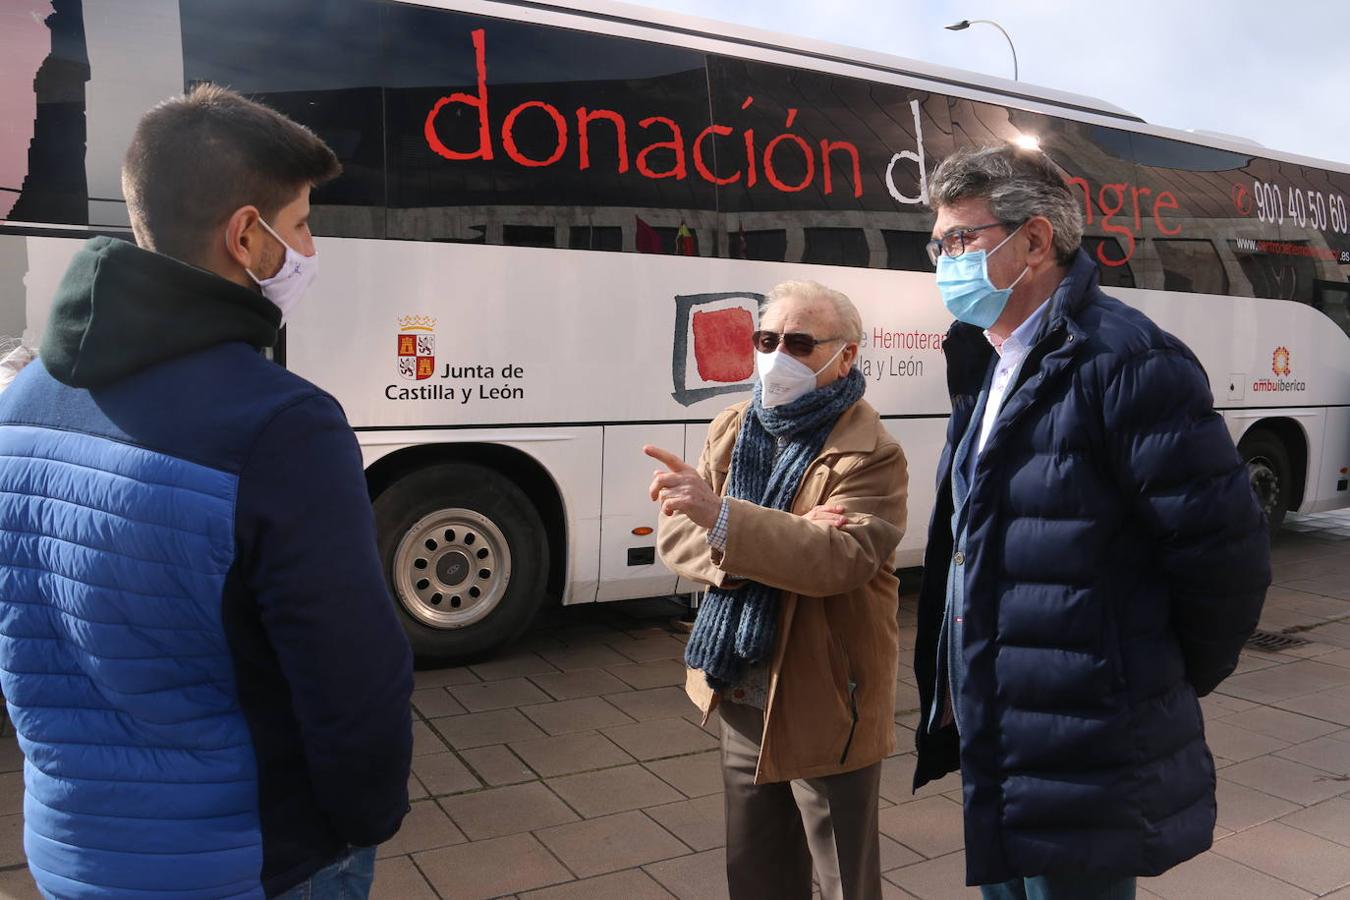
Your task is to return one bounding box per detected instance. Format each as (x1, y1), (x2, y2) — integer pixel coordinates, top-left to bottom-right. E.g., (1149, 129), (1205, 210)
(39, 236), (281, 388)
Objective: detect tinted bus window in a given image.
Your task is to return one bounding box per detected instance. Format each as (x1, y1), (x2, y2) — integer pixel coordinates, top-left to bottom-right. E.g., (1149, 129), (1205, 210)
(386, 6), (714, 249)
(804, 228), (868, 266)
(883, 230), (932, 272)
(1155, 239), (1229, 295)
(180, 0), (385, 237)
(3, 0), (89, 225)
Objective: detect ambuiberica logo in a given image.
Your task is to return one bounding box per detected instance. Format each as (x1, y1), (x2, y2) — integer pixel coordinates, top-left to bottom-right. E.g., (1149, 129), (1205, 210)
(1253, 345), (1306, 393)
(386, 315), (527, 404)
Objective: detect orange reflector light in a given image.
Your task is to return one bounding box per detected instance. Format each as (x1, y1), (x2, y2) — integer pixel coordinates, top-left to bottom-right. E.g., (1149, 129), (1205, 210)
(632, 526), (654, 536)
(1342, 467), (1349, 475)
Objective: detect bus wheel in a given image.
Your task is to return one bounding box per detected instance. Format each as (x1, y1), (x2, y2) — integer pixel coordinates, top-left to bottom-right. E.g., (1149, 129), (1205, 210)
(374, 463), (549, 664)
(1239, 429), (1291, 534)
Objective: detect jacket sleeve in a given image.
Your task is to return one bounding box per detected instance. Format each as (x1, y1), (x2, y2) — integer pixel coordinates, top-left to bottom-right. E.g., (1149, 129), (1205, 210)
(1103, 346), (1270, 696)
(717, 440), (908, 598)
(656, 409), (743, 589)
(236, 393), (414, 846)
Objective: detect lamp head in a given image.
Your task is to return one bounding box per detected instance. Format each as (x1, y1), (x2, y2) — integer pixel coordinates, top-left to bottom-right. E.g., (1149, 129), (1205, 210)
(945, 20), (971, 30)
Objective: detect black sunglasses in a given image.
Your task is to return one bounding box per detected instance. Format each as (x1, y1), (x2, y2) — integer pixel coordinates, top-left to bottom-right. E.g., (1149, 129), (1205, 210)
(751, 330), (846, 357)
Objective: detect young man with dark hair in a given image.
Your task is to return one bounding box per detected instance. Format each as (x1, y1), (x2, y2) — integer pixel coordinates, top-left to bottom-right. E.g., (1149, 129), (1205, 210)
(0, 84), (413, 898)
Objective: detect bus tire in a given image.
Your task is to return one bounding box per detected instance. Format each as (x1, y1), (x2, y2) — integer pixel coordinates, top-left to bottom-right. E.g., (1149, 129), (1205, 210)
(1239, 429), (1292, 534)
(374, 462), (550, 664)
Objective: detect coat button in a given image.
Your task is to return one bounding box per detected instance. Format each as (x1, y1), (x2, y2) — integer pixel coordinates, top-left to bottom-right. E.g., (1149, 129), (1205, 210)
(954, 551), (965, 565)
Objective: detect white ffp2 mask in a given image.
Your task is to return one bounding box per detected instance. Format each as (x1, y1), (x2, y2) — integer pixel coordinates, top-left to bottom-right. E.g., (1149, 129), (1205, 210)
(245, 217), (318, 323)
(755, 343), (846, 408)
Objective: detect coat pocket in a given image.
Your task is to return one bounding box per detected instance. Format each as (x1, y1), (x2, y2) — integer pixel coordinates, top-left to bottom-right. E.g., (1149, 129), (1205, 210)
(828, 630), (860, 765)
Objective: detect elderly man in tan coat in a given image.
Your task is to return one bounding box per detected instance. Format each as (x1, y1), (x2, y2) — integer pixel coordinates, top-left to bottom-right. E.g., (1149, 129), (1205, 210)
(645, 280), (908, 900)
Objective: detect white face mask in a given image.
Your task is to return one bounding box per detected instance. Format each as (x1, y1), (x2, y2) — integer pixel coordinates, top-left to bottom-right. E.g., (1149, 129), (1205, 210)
(755, 342), (846, 408)
(245, 217), (318, 323)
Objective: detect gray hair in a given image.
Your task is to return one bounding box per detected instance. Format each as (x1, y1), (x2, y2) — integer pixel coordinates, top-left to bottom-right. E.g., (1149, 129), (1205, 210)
(928, 144), (1083, 264)
(762, 280), (863, 344)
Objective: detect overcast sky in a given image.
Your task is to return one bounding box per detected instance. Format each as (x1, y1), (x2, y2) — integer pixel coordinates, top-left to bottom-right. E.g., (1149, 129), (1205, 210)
(631, 0), (1349, 167)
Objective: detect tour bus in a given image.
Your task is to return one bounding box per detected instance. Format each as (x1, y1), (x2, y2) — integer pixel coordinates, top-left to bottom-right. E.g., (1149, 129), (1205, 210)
(4, 0), (1348, 661)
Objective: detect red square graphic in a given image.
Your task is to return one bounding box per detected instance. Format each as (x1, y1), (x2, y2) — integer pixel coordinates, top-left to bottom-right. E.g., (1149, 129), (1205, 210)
(692, 307), (754, 383)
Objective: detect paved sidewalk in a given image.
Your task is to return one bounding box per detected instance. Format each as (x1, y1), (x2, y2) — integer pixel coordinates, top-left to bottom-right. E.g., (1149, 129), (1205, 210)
(1, 512), (1348, 899)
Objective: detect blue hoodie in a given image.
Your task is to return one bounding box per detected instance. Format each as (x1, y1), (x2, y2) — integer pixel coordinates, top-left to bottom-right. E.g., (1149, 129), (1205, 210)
(0, 237), (413, 897)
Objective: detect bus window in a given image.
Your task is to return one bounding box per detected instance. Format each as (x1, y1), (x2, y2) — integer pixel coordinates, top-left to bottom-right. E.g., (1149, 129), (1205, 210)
(1314, 282), (1350, 338)
(180, 0), (385, 238)
(385, 6), (714, 247)
(882, 230), (932, 272)
(739, 229), (787, 262)
(3, 1), (88, 226)
(1155, 239), (1230, 295)
(1081, 238), (1136, 288)
(569, 226), (622, 252)
(503, 225), (556, 249)
(1232, 240), (1319, 303)
(803, 228), (868, 267)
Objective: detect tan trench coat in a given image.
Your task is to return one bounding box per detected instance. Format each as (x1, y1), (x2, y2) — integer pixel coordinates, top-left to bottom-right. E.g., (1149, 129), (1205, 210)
(657, 397), (908, 784)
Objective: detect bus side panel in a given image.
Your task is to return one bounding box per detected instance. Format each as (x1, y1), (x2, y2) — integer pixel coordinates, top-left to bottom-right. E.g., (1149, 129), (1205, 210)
(1314, 408), (1350, 513)
(597, 424), (681, 601)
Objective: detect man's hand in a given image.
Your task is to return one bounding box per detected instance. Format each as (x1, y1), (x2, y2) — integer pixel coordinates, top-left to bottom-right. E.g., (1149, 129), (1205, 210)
(803, 504), (848, 528)
(644, 445), (722, 529)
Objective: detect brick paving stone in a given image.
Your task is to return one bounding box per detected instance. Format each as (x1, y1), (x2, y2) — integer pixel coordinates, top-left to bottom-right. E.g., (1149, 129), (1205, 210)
(645, 750), (722, 798)
(879, 834), (924, 872)
(519, 696), (635, 735)
(1278, 686), (1350, 725)
(459, 744), (535, 786)
(548, 763), (683, 818)
(520, 869), (677, 900)
(414, 667), (479, 688)
(602, 718), (717, 761)
(1215, 777), (1301, 833)
(1301, 623), (1350, 649)
(529, 668), (631, 701)
(538, 644), (634, 671)
(607, 635), (688, 663)
(411, 751), (480, 796)
(644, 795), (725, 851)
(894, 681), (921, 714)
(429, 709), (546, 750)
(466, 651), (559, 681)
(1279, 796), (1350, 847)
(1276, 734), (1350, 775)
(608, 659), (687, 690)
(0, 735), (25, 774)
(1211, 821), (1350, 894)
(1317, 649), (1350, 669)
(1221, 661), (1350, 704)
(509, 732), (634, 778)
(372, 855), (438, 900)
(0, 869), (39, 900)
(439, 781), (578, 840)
(408, 772), (428, 801)
(0, 772), (22, 816)
(411, 687), (467, 718)
(1204, 720), (1294, 764)
(877, 795), (965, 859)
(643, 847), (731, 900)
(377, 800), (466, 859)
(1224, 706), (1344, 743)
(411, 719), (449, 756)
(450, 677), (552, 712)
(1201, 693), (1260, 719)
(884, 851), (978, 899)
(607, 686), (702, 721)
(414, 832), (573, 900)
(1223, 754), (1350, 806)
(1143, 850), (1312, 900)
(536, 809), (689, 878)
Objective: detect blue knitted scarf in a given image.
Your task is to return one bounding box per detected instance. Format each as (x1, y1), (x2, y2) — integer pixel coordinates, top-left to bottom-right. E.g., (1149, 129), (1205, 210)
(685, 367), (866, 689)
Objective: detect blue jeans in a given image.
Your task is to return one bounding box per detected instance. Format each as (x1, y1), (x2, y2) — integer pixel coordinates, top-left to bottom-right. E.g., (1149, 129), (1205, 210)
(980, 874), (1136, 900)
(275, 846), (377, 900)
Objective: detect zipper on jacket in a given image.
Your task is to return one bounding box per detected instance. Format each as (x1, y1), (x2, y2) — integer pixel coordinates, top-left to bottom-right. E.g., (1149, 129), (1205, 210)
(839, 678), (859, 765)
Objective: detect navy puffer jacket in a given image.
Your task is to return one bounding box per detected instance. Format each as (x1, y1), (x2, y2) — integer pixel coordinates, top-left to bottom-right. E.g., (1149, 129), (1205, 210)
(913, 249), (1269, 886)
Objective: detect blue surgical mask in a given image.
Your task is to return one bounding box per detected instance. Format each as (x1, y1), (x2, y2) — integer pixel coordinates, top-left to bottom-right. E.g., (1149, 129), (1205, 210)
(935, 224), (1028, 329)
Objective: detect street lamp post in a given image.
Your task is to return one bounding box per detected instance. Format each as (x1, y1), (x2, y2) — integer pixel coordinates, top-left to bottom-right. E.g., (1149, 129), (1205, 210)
(945, 19), (1018, 81)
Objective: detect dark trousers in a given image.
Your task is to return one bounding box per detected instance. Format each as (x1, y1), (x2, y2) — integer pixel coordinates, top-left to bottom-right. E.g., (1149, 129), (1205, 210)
(720, 700), (882, 900)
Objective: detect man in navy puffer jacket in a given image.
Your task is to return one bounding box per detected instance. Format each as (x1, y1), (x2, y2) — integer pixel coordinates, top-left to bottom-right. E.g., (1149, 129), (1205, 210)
(0, 85), (413, 898)
(914, 145), (1269, 899)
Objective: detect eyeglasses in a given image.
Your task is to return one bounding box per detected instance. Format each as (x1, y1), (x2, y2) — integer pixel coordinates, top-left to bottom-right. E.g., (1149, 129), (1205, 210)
(925, 222), (1013, 266)
(751, 330), (846, 357)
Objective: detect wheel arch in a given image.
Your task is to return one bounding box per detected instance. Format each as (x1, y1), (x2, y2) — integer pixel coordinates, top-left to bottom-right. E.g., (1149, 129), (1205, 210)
(1237, 417), (1309, 511)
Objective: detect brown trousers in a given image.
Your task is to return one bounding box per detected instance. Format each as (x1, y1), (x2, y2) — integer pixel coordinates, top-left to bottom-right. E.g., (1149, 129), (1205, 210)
(720, 700), (883, 900)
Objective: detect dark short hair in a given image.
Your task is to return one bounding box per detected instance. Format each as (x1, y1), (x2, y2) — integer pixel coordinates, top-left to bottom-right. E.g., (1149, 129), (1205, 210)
(928, 144), (1083, 265)
(122, 83), (340, 264)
